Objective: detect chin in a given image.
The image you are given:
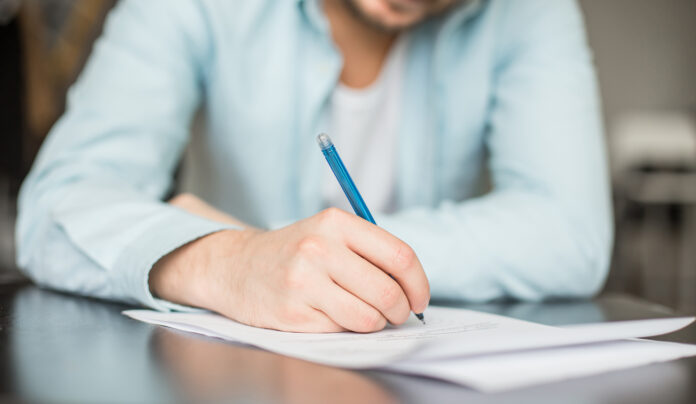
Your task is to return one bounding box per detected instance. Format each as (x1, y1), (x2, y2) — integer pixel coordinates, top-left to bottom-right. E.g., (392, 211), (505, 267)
(351, 0), (430, 30)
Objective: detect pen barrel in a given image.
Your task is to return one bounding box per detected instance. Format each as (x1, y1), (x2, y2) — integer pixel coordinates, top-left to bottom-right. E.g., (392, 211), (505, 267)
(321, 146), (376, 225)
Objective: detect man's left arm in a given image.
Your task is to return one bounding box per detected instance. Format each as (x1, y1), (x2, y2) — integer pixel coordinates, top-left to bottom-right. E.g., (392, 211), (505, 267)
(376, 0), (613, 302)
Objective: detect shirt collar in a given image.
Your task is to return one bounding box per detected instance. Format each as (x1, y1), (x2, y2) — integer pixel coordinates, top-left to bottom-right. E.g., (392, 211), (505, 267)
(442, 0), (484, 32)
(296, 0), (329, 34)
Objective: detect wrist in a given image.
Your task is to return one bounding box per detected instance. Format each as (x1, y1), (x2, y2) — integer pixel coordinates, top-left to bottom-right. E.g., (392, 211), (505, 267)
(148, 228), (260, 310)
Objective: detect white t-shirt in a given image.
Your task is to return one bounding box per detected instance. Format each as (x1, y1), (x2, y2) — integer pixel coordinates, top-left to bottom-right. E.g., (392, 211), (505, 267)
(321, 36), (407, 215)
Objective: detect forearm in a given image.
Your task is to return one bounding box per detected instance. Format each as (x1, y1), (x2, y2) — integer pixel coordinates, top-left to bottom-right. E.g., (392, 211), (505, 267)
(14, 0), (224, 308)
(401, 0), (613, 301)
(168, 193), (259, 230)
(16, 180), (236, 309)
(376, 189), (613, 302)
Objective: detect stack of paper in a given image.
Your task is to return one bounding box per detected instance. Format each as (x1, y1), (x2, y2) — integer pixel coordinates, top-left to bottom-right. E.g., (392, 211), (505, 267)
(124, 306), (696, 392)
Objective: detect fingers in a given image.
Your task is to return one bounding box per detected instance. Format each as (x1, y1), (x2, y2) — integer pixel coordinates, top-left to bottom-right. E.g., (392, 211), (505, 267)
(310, 281), (388, 333)
(313, 208), (430, 314)
(324, 244), (411, 325)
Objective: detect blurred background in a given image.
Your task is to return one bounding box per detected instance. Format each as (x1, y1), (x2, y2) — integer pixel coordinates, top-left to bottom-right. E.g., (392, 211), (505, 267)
(1, 0), (694, 311)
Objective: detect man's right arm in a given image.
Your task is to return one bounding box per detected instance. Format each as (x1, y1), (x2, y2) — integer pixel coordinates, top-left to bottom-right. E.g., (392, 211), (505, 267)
(17, 1), (430, 331)
(151, 197), (430, 332)
(15, 0), (230, 310)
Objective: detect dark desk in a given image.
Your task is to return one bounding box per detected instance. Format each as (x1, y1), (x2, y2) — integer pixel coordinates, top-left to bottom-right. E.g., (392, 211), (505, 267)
(2, 281), (696, 404)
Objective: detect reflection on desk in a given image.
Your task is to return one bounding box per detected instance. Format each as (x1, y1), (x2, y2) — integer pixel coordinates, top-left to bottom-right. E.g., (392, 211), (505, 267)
(2, 284), (696, 403)
(153, 328), (397, 404)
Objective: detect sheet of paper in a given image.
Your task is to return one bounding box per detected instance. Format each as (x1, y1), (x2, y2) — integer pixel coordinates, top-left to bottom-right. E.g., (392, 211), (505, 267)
(124, 306), (553, 368)
(389, 339), (696, 392)
(123, 306), (696, 391)
(124, 307), (693, 367)
(405, 316), (695, 362)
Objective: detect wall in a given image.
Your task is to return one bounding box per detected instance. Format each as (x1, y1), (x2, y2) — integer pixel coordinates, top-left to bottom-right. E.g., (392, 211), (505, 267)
(579, 0), (696, 122)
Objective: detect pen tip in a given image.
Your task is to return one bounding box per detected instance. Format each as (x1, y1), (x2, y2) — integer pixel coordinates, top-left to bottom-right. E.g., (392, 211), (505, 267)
(415, 312), (425, 324)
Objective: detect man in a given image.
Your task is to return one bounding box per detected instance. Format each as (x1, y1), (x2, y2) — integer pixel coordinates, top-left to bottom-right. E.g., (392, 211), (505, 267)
(16, 0), (612, 333)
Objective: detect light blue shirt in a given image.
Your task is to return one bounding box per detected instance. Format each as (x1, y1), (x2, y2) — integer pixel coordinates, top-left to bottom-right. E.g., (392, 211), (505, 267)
(16, 0), (613, 311)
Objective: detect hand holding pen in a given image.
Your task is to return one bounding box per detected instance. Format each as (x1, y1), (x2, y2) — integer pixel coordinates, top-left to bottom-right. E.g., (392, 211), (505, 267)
(150, 140), (430, 333)
(317, 133), (427, 324)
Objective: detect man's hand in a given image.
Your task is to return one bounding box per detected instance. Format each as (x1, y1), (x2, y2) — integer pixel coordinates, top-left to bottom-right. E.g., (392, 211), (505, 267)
(149, 194), (430, 333)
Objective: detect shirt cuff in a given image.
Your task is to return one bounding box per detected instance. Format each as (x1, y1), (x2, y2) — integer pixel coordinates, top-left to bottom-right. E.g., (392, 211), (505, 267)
(153, 298), (208, 313)
(112, 207), (238, 312)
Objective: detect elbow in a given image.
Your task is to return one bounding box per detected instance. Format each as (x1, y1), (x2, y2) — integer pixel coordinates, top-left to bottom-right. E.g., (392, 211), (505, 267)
(569, 256), (609, 299)
(15, 182), (41, 276)
(507, 205), (614, 301)
(580, 225), (613, 298)
(14, 169), (55, 277)
(553, 212), (614, 299)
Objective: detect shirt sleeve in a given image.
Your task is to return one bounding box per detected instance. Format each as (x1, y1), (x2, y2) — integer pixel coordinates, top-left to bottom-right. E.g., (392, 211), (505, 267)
(15, 0), (236, 310)
(376, 0), (613, 302)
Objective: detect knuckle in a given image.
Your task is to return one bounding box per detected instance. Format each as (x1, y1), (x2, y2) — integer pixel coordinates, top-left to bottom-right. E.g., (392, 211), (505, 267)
(296, 236), (324, 258)
(359, 310), (385, 332)
(316, 207), (344, 227)
(392, 244), (417, 274)
(392, 306), (411, 325)
(379, 284), (402, 310)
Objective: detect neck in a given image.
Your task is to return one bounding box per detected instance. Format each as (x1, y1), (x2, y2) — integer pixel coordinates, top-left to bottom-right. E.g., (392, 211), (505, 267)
(323, 0), (398, 88)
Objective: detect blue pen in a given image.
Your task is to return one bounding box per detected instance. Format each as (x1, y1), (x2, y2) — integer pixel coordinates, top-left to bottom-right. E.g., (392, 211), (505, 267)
(316, 133), (425, 324)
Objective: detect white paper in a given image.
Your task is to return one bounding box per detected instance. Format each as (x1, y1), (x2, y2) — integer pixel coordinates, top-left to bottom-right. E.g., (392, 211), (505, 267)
(389, 339), (696, 392)
(124, 306), (549, 368)
(407, 316), (695, 361)
(123, 306), (696, 391)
